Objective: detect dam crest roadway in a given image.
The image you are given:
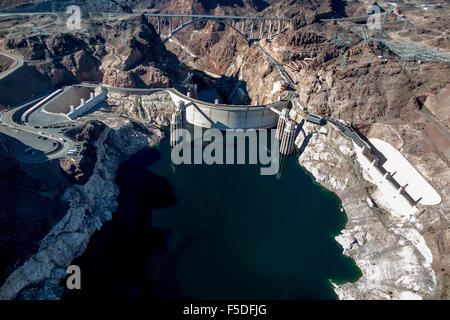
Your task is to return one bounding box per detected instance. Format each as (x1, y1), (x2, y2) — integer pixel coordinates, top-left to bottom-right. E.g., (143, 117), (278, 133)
(0, 9), (296, 163)
(0, 11), (362, 162)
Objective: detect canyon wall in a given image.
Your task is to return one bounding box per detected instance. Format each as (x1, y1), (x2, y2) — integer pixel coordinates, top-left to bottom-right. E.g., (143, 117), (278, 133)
(0, 114), (163, 299)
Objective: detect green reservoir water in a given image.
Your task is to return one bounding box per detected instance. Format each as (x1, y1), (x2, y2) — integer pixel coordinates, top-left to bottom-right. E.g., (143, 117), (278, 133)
(65, 129), (361, 300)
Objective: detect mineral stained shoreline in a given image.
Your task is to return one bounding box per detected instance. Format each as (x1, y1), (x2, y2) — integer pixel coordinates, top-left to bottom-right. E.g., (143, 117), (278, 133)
(294, 118), (445, 300)
(1, 91), (448, 300)
(0, 114), (164, 299)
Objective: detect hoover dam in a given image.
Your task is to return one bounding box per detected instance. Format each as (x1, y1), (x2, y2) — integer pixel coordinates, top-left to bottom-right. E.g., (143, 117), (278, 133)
(0, 0), (449, 307)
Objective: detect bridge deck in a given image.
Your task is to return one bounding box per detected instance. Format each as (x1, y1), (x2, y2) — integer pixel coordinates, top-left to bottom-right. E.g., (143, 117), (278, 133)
(144, 13), (290, 21)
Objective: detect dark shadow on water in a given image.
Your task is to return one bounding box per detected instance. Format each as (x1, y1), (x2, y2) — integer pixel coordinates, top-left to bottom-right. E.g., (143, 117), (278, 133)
(297, 132), (313, 156)
(63, 147), (177, 300)
(64, 135), (361, 300)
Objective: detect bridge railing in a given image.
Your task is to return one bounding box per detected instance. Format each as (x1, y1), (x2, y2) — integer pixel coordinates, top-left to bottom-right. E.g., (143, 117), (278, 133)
(144, 13), (290, 21)
(98, 84), (290, 111)
(145, 13), (290, 42)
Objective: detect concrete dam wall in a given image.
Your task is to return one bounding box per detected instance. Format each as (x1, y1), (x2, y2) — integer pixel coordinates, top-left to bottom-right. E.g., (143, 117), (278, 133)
(166, 89), (289, 130)
(35, 84), (289, 129)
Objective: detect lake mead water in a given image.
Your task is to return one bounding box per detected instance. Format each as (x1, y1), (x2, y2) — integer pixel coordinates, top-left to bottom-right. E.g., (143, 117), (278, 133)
(65, 131), (361, 300)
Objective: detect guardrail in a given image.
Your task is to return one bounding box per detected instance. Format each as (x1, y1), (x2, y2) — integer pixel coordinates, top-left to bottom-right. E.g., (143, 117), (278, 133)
(21, 89), (63, 122)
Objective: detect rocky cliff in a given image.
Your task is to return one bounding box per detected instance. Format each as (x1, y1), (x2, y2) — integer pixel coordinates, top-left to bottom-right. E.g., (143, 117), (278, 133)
(1, 0), (449, 300)
(292, 116), (449, 299)
(0, 142), (69, 289)
(1, 13), (180, 90)
(0, 54), (14, 72)
(107, 90), (176, 126)
(0, 113), (163, 299)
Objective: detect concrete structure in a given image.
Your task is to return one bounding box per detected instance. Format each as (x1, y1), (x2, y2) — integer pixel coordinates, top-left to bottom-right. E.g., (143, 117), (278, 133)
(22, 85), (107, 124)
(328, 118), (371, 149)
(275, 108), (289, 140)
(353, 137), (441, 218)
(76, 83), (291, 130)
(67, 86), (107, 119)
(165, 89), (289, 130)
(43, 86), (93, 114)
(280, 120), (297, 155)
(170, 111), (184, 147)
(0, 51), (24, 81)
(21, 89), (63, 122)
(170, 100), (188, 146)
(306, 113), (325, 125)
(144, 13), (290, 44)
(369, 138), (441, 206)
(176, 101), (186, 128)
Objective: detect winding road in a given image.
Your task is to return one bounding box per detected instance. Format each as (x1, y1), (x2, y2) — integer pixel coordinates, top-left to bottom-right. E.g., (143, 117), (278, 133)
(0, 51), (23, 80)
(0, 93), (77, 163)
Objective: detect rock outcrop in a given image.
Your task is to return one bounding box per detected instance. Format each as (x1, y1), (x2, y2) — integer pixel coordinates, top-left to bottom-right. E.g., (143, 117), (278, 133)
(59, 120), (107, 185)
(0, 54), (14, 72)
(0, 113), (163, 300)
(293, 118), (448, 299)
(107, 90), (176, 126)
(2, 14), (180, 89)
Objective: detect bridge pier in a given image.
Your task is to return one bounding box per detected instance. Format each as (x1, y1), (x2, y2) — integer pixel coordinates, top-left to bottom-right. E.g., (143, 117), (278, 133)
(268, 20), (273, 40)
(278, 20), (281, 35)
(280, 120), (297, 155)
(250, 21), (254, 39)
(241, 19), (245, 34)
(157, 16), (161, 35)
(275, 108), (289, 140)
(169, 17), (173, 35)
(259, 20), (265, 40)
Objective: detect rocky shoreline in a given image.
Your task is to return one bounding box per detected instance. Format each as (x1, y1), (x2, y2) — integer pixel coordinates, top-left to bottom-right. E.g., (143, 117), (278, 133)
(0, 115), (164, 299)
(0, 90), (447, 300)
(293, 117), (445, 299)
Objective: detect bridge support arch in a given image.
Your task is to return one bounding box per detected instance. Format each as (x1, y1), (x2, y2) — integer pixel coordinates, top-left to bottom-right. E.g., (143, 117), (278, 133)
(162, 17), (250, 44)
(144, 14), (290, 44)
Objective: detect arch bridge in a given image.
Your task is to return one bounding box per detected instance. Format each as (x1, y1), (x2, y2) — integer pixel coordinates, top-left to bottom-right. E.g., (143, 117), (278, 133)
(144, 13), (290, 44)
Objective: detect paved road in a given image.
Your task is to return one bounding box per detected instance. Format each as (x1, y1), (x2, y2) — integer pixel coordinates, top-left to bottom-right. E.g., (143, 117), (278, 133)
(0, 95), (77, 163)
(0, 22), (295, 163)
(326, 118), (369, 148)
(0, 51), (24, 80)
(320, 4), (396, 22)
(0, 11), (289, 20)
(257, 42), (294, 87)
